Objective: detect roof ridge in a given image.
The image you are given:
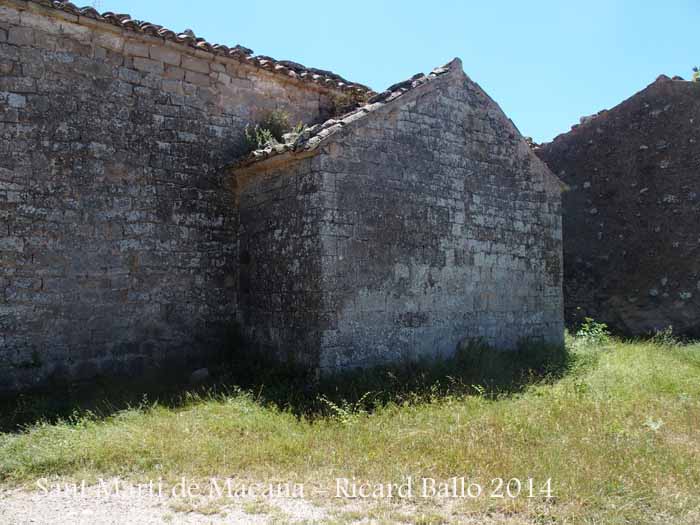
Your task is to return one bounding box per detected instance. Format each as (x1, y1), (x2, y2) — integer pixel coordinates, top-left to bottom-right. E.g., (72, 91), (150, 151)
(25, 0), (372, 95)
(231, 59), (460, 170)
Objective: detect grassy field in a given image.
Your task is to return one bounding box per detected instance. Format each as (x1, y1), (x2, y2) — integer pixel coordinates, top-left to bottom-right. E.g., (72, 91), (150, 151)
(1, 331), (699, 524)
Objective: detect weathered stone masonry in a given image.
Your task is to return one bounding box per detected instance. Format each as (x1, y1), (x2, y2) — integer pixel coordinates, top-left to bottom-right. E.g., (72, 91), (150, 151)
(232, 60), (565, 372)
(536, 76), (700, 337)
(1, 1), (564, 392)
(0, 0), (367, 392)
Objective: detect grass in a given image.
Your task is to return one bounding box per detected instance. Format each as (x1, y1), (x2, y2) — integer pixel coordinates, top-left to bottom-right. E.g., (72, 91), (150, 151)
(1, 335), (699, 524)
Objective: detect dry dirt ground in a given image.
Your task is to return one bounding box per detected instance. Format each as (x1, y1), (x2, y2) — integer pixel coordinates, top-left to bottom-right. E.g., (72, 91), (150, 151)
(0, 481), (534, 525)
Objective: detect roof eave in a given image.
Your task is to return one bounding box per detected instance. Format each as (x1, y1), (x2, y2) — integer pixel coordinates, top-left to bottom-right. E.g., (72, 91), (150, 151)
(228, 148), (319, 176)
(228, 58), (464, 171)
(15, 0), (372, 96)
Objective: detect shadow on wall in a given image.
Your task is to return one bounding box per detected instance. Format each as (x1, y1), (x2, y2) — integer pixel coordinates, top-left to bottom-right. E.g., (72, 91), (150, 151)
(0, 332), (569, 433)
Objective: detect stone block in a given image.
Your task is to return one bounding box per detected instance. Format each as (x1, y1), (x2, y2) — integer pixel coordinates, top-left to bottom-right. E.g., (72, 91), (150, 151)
(7, 93), (26, 108)
(117, 67), (140, 84)
(124, 40), (150, 58)
(161, 79), (183, 95)
(0, 237), (24, 251)
(93, 32), (124, 52)
(163, 65), (185, 80)
(149, 45), (181, 66)
(8, 27), (33, 46)
(133, 57), (164, 74)
(0, 76), (35, 93)
(0, 6), (20, 24)
(184, 70), (210, 87)
(181, 55), (210, 74)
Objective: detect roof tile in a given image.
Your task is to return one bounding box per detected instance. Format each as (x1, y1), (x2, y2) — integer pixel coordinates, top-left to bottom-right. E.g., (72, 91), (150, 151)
(28, 0), (371, 95)
(230, 59), (459, 170)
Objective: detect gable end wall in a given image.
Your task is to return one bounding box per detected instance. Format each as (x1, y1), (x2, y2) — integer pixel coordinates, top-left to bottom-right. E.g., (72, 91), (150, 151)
(313, 70), (564, 370)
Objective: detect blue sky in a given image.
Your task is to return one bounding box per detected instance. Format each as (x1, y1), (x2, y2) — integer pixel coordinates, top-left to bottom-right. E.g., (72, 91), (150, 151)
(96, 0), (698, 143)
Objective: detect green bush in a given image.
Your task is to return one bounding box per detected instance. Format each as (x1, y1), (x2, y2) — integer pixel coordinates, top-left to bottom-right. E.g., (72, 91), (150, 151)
(242, 110), (304, 153)
(575, 317), (610, 346)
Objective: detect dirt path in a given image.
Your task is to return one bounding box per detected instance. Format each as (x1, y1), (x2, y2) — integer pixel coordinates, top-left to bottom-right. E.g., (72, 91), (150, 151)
(0, 482), (531, 524)
(0, 485), (325, 524)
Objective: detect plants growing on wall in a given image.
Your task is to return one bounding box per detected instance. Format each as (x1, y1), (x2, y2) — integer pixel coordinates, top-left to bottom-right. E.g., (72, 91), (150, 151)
(242, 110), (304, 153)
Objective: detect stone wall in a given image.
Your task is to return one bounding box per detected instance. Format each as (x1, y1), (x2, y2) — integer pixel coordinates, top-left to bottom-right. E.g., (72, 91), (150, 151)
(0, 0), (345, 392)
(0, 1), (565, 391)
(236, 157), (323, 368)
(536, 76), (700, 337)
(232, 63), (564, 373)
(316, 66), (563, 370)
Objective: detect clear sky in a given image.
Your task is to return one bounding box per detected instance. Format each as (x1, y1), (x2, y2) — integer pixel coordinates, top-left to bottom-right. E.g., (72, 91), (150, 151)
(95, 0), (698, 143)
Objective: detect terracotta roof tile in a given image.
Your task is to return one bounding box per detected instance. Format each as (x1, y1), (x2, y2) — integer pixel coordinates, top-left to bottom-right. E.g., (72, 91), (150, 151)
(230, 59), (460, 169)
(28, 0), (371, 95)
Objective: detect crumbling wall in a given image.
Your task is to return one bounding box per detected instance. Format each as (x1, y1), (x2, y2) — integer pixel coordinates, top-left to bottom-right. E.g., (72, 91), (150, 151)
(315, 67), (563, 370)
(0, 0), (341, 392)
(536, 76), (700, 337)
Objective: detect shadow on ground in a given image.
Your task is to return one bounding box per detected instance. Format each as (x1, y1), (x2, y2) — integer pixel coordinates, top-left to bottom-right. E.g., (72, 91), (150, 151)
(0, 340), (572, 433)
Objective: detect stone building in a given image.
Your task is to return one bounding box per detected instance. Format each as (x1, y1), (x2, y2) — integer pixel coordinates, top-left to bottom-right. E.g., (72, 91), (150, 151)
(0, 0), (563, 392)
(232, 59), (564, 372)
(536, 75), (700, 337)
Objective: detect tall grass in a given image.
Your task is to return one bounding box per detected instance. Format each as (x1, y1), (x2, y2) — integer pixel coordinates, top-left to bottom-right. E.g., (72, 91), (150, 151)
(1, 335), (699, 523)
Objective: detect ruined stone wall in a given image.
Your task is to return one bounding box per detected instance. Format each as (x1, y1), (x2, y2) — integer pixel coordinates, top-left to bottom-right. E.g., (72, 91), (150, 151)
(536, 77), (700, 337)
(0, 0), (338, 392)
(236, 158), (323, 368)
(315, 70), (564, 370)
